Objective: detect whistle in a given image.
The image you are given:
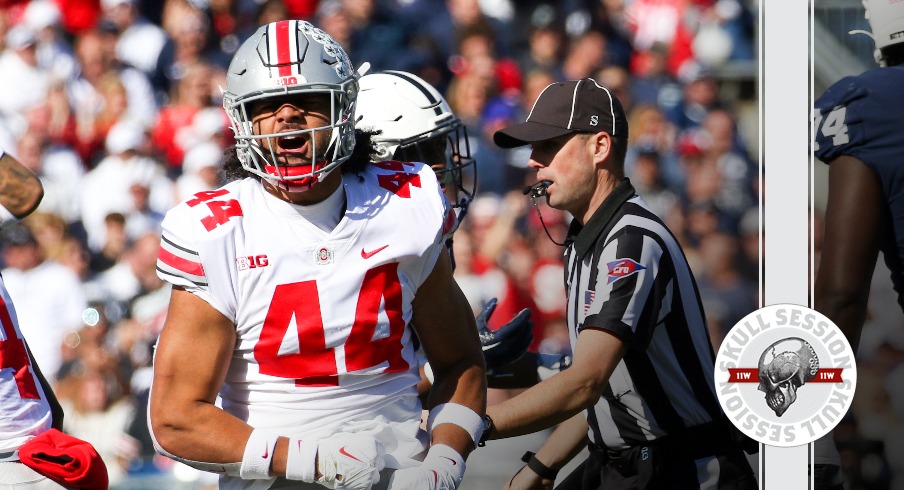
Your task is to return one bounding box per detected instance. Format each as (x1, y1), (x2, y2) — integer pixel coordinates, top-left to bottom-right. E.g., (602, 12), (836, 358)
(523, 180), (553, 199)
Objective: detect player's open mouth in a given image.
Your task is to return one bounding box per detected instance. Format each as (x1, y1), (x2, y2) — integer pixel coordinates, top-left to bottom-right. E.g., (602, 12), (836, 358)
(277, 135), (306, 152)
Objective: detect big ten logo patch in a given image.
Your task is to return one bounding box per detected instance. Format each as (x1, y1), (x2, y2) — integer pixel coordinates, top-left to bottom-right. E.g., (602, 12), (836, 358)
(714, 304), (856, 447)
(237, 255), (269, 271)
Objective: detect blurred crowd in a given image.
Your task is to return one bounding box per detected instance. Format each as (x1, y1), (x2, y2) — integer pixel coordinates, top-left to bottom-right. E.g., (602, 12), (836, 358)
(0, 0), (768, 486)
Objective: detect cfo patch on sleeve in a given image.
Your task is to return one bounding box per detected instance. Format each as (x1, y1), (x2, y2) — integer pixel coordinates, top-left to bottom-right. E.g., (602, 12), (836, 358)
(714, 304), (856, 447)
(606, 258), (645, 284)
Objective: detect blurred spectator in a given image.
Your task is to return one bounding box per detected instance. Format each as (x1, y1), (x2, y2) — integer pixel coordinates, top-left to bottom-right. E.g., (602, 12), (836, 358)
(67, 28), (158, 162)
(514, 4), (565, 76)
(695, 231), (757, 343)
(631, 41), (683, 115)
(15, 112), (86, 224)
(415, 0), (511, 87)
(154, 2), (229, 99)
(624, 0), (696, 79)
(626, 103), (680, 188)
(595, 63), (633, 113)
(57, 362), (139, 486)
(1, 222), (87, 380)
(0, 24), (49, 136)
(333, 0), (412, 74)
(560, 29), (607, 80)
(92, 231), (163, 305)
(667, 73), (721, 130)
(175, 141), (224, 201)
(79, 121), (173, 251)
(627, 146), (678, 220)
(22, 0), (77, 82)
(101, 0), (167, 76)
(88, 212), (129, 275)
(151, 61), (217, 170)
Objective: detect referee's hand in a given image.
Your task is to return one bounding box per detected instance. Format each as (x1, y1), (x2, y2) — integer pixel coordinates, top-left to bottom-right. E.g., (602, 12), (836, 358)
(505, 464), (554, 490)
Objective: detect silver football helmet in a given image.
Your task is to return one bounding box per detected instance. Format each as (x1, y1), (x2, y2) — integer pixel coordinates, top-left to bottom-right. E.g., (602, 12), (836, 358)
(356, 71), (475, 228)
(222, 20), (357, 189)
(851, 0), (904, 65)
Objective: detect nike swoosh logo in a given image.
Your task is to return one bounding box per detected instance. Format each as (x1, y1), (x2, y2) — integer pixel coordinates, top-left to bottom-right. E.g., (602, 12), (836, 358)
(361, 245), (388, 259)
(431, 470), (438, 486)
(440, 456), (457, 466)
(262, 445), (269, 459)
(339, 446), (363, 462)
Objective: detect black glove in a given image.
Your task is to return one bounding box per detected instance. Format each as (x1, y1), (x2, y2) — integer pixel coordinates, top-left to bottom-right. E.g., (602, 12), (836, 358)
(476, 298), (533, 371)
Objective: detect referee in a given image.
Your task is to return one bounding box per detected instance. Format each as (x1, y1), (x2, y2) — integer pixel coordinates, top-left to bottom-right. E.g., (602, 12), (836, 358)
(480, 78), (756, 489)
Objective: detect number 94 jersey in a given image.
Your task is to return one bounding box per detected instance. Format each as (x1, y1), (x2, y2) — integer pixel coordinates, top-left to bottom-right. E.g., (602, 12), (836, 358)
(813, 65), (904, 304)
(155, 161), (449, 436)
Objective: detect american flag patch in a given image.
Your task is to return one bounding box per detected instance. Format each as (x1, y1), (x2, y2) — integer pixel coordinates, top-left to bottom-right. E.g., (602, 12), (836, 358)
(584, 290), (596, 315)
(607, 258), (646, 284)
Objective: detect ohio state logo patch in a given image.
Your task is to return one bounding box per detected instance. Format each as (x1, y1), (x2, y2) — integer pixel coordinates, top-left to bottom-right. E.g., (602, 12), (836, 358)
(606, 258), (645, 284)
(714, 304), (856, 447)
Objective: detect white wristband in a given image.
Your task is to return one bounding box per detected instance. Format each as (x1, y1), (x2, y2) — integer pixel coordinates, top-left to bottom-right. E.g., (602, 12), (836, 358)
(239, 429), (278, 479)
(285, 437), (318, 482)
(427, 403), (484, 447)
(0, 203), (18, 228)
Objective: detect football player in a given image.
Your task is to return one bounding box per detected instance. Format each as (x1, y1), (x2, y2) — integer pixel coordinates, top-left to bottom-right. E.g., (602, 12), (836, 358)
(149, 21), (486, 490)
(813, 0), (904, 488)
(0, 151), (108, 488)
(355, 70), (552, 391)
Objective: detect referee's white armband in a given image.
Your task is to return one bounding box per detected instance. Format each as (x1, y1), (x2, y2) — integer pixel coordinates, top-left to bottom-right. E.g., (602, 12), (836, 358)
(239, 429), (279, 479)
(427, 403), (484, 447)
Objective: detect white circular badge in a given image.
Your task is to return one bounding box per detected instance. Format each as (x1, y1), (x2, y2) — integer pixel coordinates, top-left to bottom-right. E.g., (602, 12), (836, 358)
(714, 304), (857, 447)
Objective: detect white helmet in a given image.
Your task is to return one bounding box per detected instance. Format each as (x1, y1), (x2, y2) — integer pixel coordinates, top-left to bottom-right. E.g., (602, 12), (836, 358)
(222, 20), (357, 189)
(356, 71), (475, 224)
(851, 0), (904, 65)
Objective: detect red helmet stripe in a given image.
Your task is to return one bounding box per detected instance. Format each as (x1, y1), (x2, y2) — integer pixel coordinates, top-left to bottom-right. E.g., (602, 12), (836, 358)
(272, 20), (294, 78)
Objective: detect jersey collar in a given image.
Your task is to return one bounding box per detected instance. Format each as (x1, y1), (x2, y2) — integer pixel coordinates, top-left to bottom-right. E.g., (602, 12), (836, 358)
(566, 178), (636, 258)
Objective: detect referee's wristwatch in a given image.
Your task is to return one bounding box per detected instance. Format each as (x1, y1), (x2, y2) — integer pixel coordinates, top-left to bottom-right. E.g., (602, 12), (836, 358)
(477, 414), (493, 447)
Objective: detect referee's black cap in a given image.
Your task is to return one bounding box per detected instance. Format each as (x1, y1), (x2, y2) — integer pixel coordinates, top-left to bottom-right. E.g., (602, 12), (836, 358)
(493, 77), (628, 148)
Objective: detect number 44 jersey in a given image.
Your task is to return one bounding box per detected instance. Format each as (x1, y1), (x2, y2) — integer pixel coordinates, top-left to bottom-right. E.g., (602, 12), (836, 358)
(155, 161), (451, 442)
(813, 65), (904, 306)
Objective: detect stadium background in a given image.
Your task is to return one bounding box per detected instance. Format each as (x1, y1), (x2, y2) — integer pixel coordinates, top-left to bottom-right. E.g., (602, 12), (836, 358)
(0, 0), (897, 488)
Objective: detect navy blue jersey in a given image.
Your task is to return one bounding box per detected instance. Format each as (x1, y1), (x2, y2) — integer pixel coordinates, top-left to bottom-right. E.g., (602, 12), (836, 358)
(814, 65), (904, 306)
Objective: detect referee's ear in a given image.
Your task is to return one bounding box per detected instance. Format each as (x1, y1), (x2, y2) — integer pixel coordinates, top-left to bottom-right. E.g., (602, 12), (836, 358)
(589, 131), (614, 167)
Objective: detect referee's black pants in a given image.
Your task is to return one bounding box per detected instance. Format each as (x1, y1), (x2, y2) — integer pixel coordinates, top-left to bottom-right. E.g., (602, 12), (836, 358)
(564, 424), (757, 490)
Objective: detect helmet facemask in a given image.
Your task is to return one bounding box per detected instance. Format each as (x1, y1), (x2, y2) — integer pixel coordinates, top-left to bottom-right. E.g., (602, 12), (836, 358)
(222, 20), (358, 192)
(227, 84), (357, 192)
(391, 121), (476, 233)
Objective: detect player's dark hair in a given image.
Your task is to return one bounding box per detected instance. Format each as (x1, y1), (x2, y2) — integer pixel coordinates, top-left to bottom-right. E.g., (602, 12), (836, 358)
(222, 129), (380, 183)
(881, 43), (904, 67)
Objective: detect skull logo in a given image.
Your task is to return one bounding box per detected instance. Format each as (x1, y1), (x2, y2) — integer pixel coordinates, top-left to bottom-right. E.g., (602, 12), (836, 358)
(757, 337), (819, 417)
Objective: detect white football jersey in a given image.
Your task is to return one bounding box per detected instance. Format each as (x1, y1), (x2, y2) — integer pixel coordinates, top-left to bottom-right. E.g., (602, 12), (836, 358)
(155, 162), (452, 481)
(0, 273), (54, 453)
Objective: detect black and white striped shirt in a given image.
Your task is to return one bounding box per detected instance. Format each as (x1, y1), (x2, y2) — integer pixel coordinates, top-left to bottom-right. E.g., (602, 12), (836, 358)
(564, 179), (721, 450)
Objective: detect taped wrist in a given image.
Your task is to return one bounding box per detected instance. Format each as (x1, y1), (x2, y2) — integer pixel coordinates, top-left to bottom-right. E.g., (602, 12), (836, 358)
(424, 444), (465, 486)
(285, 438), (318, 482)
(521, 451), (558, 480)
(239, 429), (278, 479)
(426, 403), (483, 447)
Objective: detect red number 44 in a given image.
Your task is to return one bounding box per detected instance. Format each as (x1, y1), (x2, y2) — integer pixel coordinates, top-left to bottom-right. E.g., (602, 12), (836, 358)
(186, 190), (244, 232)
(254, 262), (409, 386)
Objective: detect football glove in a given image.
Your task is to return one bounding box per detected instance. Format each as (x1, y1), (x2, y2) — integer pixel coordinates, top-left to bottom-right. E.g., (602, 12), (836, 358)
(476, 298), (533, 372)
(387, 444), (465, 490)
(536, 353), (572, 381)
(316, 433), (386, 490)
